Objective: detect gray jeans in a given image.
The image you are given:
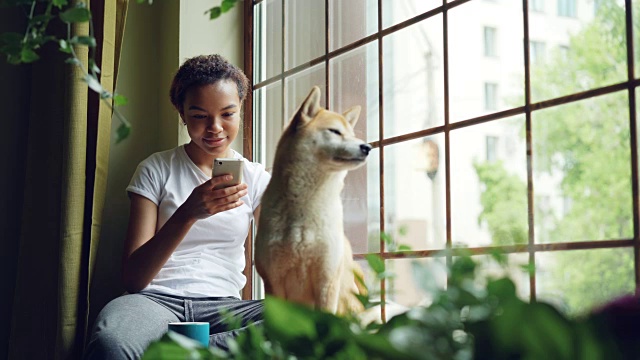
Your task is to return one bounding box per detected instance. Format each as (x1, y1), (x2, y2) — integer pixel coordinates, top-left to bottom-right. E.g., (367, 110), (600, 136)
(84, 291), (263, 360)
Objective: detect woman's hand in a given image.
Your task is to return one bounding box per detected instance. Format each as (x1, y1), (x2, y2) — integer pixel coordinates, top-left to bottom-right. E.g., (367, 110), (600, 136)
(176, 175), (249, 221)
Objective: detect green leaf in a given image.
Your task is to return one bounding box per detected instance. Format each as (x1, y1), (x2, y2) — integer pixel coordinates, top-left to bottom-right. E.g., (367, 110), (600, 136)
(264, 296), (317, 341)
(0, 32), (23, 46)
(220, 0), (236, 13)
(20, 47), (39, 62)
(365, 254), (385, 275)
(208, 6), (221, 19)
(70, 35), (96, 47)
(59, 39), (72, 54)
(84, 74), (103, 93)
(113, 94), (128, 106)
(65, 57), (81, 66)
(89, 59), (101, 74)
(115, 122), (131, 144)
(397, 244), (412, 251)
(52, 0), (68, 8)
(28, 14), (54, 26)
(487, 278), (517, 301)
(60, 7), (91, 23)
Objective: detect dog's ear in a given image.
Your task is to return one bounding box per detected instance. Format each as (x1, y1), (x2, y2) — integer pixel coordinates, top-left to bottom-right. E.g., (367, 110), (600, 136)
(291, 86), (322, 128)
(343, 106), (361, 128)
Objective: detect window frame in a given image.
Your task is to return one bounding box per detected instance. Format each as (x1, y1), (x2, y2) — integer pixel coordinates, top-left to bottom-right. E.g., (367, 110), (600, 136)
(242, 0), (640, 314)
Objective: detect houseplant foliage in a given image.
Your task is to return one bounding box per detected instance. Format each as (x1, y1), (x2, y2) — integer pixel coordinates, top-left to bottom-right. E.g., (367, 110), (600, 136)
(142, 249), (639, 359)
(0, 0), (239, 143)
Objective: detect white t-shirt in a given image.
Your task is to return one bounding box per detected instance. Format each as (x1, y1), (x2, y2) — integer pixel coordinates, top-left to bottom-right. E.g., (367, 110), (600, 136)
(126, 145), (271, 298)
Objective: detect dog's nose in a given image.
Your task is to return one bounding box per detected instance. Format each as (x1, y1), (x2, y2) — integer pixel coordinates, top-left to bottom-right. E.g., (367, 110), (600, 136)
(360, 143), (372, 155)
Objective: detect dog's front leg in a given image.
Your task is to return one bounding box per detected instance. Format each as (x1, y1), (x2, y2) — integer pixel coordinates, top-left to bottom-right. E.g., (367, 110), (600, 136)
(315, 264), (343, 314)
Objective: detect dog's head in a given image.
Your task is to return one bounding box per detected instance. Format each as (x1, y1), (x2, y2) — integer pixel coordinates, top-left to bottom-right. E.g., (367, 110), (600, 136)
(282, 86), (372, 171)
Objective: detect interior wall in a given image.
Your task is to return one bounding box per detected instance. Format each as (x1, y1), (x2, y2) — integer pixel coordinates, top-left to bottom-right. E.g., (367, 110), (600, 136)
(0, 8), (31, 359)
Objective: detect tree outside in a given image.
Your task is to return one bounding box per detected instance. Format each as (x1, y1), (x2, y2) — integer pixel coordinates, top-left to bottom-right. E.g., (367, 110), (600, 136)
(474, 0), (636, 316)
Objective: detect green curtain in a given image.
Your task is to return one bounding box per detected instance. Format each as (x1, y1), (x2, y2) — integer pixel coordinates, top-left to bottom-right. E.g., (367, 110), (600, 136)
(7, 1), (128, 359)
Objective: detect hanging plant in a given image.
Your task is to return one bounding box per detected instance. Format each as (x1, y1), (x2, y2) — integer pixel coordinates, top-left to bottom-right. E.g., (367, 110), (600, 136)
(0, 0), (239, 143)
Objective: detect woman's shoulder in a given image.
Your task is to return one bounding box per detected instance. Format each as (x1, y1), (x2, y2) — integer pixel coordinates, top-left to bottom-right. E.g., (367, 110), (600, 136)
(138, 146), (183, 169)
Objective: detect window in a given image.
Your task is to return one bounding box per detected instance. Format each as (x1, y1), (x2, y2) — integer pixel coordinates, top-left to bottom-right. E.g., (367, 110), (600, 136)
(558, 0), (576, 17)
(248, 0), (638, 316)
(486, 136), (499, 162)
(484, 82), (498, 110)
(531, 0), (544, 12)
(530, 41), (546, 64)
(483, 26), (497, 57)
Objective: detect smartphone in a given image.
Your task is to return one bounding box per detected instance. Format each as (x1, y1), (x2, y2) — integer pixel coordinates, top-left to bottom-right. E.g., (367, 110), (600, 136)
(212, 158), (244, 189)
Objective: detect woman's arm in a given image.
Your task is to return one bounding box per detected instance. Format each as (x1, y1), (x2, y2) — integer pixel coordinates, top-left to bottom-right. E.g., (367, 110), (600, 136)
(121, 176), (249, 293)
(121, 193), (195, 293)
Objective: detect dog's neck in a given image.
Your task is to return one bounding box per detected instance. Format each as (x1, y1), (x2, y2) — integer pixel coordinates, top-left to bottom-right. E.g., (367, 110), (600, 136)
(271, 158), (346, 200)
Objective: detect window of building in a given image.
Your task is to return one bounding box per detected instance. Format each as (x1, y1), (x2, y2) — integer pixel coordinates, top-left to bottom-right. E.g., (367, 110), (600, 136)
(530, 40), (546, 64)
(486, 136), (499, 162)
(531, 0), (544, 12)
(247, 0), (638, 316)
(484, 82), (498, 110)
(558, 0), (576, 17)
(483, 26), (497, 57)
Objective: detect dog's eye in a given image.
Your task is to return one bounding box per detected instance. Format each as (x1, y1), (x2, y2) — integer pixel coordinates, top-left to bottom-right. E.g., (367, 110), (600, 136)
(328, 128), (342, 136)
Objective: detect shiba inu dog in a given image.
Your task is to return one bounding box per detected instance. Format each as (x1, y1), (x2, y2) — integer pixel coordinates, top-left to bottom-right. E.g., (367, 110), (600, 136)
(255, 86), (371, 315)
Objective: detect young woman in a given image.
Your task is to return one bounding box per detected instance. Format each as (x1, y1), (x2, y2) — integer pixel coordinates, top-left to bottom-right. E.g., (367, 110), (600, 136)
(85, 54), (270, 359)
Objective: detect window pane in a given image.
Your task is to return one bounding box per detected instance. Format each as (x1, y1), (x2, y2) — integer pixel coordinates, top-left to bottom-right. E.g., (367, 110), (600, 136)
(347, 149), (381, 254)
(383, 15), (444, 139)
(532, 92), (633, 243)
(284, 63), (326, 122)
(253, 81), (283, 171)
(286, 0), (325, 70)
(329, 0), (377, 51)
(386, 257), (447, 307)
(530, 0), (627, 103)
(449, 1), (524, 122)
(253, 0), (283, 84)
(381, 0), (440, 29)
(450, 116), (528, 247)
(536, 248), (635, 316)
(384, 135), (446, 251)
(330, 42), (380, 142)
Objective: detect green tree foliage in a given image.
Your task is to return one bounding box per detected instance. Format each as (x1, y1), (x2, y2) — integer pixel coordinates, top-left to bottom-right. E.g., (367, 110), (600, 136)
(475, 0), (636, 316)
(473, 161), (528, 246)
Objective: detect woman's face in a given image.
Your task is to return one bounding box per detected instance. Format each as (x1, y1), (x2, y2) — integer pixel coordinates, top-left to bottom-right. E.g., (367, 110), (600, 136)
(181, 80), (241, 159)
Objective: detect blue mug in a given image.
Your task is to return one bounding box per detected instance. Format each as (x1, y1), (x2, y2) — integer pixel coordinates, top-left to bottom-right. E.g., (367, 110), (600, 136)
(168, 322), (210, 347)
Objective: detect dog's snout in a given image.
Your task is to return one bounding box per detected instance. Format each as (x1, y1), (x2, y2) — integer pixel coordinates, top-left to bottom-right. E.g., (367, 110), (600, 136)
(360, 143), (372, 155)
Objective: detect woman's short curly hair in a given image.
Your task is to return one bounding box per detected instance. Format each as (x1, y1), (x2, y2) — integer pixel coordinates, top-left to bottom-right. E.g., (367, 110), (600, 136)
(169, 54), (250, 113)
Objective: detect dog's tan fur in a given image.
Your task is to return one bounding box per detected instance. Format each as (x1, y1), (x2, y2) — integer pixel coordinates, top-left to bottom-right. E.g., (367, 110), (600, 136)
(255, 86), (370, 315)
